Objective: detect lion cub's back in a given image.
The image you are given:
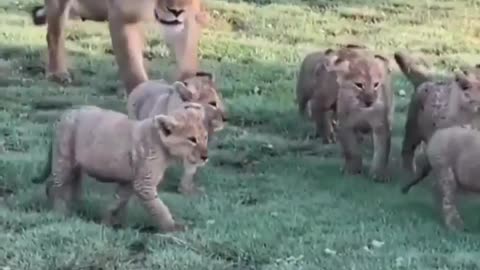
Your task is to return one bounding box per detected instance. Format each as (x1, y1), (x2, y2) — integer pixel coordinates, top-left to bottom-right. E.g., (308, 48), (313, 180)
(64, 106), (136, 181)
(127, 80), (172, 120)
(426, 126), (480, 166)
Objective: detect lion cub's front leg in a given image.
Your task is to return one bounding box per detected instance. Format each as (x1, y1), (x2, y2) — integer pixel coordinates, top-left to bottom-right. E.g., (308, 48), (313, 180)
(133, 164), (185, 232)
(369, 119), (391, 182)
(45, 0), (73, 84)
(338, 122), (363, 175)
(178, 161), (204, 196)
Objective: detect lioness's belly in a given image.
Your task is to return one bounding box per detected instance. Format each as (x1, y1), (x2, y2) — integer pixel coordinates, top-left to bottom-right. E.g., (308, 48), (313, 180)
(72, 0), (108, 21)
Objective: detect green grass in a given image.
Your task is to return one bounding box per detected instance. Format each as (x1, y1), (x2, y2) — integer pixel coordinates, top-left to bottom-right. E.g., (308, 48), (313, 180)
(1, 0), (480, 269)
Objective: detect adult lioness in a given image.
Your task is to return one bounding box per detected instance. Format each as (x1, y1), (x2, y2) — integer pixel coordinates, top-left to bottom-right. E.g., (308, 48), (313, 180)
(394, 52), (480, 173)
(31, 103), (209, 232)
(31, 0), (208, 94)
(296, 44), (368, 144)
(401, 125), (480, 231)
(127, 71), (227, 195)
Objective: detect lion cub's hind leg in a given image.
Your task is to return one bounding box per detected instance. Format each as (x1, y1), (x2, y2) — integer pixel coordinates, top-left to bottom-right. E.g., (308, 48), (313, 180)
(434, 167), (464, 231)
(48, 149), (82, 216)
(45, 0), (74, 84)
(103, 183), (133, 228)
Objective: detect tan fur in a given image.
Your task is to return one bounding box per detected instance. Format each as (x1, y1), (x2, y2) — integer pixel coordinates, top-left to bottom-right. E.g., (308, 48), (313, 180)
(295, 44), (368, 144)
(401, 126), (480, 231)
(32, 103), (209, 232)
(127, 72), (227, 195)
(31, 0), (208, 94)
(394, 52), (480, 173)
(393, 51), (433, 89)
(298, 45), (393, 181)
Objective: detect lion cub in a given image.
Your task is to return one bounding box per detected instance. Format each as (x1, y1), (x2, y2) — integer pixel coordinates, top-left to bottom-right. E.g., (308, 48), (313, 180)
(296, 44), (368, 144)
(127, 72), (227, 196)
(401, 125), (480, 231)
(32, 103), (209, 232)
(394, 52), (480, 173)
(298, 45), (393, 181)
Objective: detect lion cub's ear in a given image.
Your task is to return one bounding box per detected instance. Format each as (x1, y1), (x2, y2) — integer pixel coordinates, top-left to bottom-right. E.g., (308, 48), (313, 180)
(154, 115), (179, 136)
(374, 54), (392, 73)
(325, 57), (350, 74)
(172, 81), (199, 101)
(454, 69), (472, 91)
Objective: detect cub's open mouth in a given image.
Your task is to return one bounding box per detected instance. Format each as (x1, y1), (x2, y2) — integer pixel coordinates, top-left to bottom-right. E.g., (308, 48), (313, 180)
(154, 10), (182, 26)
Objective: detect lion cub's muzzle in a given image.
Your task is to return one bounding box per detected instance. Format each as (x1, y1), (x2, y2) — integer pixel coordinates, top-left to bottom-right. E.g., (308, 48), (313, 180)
(358, 92), (378, 108)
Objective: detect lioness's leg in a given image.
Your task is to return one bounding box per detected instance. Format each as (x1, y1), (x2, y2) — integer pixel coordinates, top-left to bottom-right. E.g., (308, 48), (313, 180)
(171, 17), (201, 80)
(370, 122), (391, 182)
(178, 162), (204, 196)
(107, 11), (147, 95)
(338, 124), (362, 175)
(133, 179), (185, 232)
(103, 183), (133, 227)
(434, 167), (463, 230)
(45, 0), (73, 84)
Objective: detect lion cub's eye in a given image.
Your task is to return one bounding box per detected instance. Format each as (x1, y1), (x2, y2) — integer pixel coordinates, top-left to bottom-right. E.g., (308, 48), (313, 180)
(373, 82), (380, 88)
(354, 82), (364, 89)
(188, 137), (197, 144)
(209, 101), (217, 107)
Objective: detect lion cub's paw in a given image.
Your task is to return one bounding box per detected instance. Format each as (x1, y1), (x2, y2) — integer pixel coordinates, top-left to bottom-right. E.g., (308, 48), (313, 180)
(369, 169), (391, 183)
(178, 185), (205, 197)
(321, 135), (336, 144)
(163, 222), (187, 233)
(445, 216), (465, 232)
(102, 214), (124, 229)
(47, 71), (72, 85)
(341, 162), (363, 175)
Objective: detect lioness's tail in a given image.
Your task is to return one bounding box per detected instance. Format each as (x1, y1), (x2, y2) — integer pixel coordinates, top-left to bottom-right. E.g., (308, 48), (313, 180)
(31, 5), (47, 25)
(394, 51), (432, 89)
(401, 150), (431, 194)
(31, 137), (53, 184)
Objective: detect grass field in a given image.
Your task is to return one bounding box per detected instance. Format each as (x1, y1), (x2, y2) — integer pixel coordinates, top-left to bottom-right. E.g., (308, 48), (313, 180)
(2, 0), (480, 269)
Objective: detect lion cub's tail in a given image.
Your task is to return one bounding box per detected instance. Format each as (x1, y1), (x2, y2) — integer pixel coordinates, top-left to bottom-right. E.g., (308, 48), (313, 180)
(401, 147), (431, 194)
(31, 138), (53, 184)
(31, 5), (47, 26)
(394, 51), (432, 89)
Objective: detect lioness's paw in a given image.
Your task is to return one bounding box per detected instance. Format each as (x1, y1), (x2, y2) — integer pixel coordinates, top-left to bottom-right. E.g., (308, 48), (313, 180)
(47, 71), (72, 85)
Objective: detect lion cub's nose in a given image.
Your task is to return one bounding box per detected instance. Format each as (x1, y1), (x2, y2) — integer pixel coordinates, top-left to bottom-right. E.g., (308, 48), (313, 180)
(167, 8), (184, 17)
(200, 154), (208, 161)
(364, 100), (374, 107)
